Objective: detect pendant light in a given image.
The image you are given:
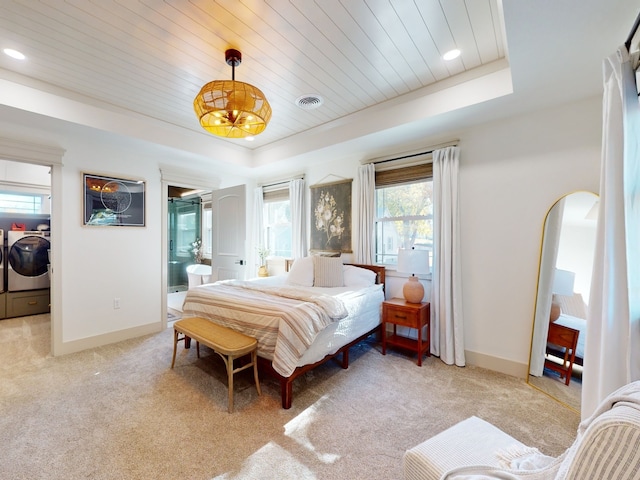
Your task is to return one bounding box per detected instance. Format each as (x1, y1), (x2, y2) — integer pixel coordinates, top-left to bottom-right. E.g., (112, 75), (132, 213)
(193, 49), (272, 138)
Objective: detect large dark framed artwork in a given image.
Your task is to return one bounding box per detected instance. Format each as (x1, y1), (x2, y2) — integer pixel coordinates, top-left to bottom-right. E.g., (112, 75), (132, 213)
(83, 173), (146, 226)
(310, 178), (352, 253)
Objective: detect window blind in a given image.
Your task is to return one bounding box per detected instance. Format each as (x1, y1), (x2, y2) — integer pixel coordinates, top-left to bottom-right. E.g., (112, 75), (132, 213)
(375, 163), (433, 187)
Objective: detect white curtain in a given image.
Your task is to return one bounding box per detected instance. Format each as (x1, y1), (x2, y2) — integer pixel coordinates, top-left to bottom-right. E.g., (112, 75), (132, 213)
(252, 187), (264, 272)
(582, 46), (640, 419)
(430, 146), (465, 366)
(289, 178), (307, 259)
(354, 163), (375, 264)
(529, 198), (565, 376)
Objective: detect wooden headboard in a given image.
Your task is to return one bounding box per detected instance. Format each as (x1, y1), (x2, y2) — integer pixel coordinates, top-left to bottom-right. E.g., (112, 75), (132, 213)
(284, 258), (385, 286)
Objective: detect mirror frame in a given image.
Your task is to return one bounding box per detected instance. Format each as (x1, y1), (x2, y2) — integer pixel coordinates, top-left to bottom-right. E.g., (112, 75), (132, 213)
(527, 190), (598, 414)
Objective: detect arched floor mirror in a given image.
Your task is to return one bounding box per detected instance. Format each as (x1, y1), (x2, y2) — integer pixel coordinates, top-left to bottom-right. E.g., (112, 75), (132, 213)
(528, 191), (598, 414)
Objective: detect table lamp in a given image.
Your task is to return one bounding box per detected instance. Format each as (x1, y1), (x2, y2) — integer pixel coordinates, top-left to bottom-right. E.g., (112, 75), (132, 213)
(397, 247), (429, 303)
(550, 268), (575, 322)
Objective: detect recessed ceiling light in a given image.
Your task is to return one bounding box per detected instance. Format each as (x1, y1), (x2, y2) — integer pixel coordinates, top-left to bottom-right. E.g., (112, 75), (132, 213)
(3, 48), (26, 60)
(245, 136), (255, 142)
(443, 49), (461, 61)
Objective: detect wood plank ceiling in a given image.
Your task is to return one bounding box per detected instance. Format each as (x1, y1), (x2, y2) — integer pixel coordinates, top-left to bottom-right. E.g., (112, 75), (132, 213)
(0, 0), (505, 150)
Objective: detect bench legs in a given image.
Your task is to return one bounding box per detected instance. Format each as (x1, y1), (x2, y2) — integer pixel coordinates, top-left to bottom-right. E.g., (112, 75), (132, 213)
(172, 328), (261, 413)
(216, 350), (262, 413)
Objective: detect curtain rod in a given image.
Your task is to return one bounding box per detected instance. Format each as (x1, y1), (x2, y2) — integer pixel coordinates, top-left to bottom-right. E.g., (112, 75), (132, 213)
(625, 10), (640, 51)
(362, 139), (459, 165)
(259, 173), (304, 189)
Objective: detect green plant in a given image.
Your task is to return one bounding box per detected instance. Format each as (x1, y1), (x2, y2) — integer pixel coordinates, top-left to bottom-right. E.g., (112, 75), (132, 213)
(257, 246), (270, 265)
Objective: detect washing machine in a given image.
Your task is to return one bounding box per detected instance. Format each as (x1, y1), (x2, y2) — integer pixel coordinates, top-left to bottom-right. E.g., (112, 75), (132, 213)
(8, 230), (50, 292)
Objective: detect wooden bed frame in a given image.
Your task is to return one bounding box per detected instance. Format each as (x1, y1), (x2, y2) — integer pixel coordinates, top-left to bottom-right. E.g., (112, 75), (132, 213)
(264, 261), (385, 409)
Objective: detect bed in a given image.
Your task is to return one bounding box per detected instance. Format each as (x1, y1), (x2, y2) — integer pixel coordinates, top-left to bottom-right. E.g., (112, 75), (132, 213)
(181, 256), (385, 409)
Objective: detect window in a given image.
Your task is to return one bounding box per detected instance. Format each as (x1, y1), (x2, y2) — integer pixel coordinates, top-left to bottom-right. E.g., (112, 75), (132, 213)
(263, 188), (292, 258)
(374, 163), (433, 269)
(0, 192), (44, 214)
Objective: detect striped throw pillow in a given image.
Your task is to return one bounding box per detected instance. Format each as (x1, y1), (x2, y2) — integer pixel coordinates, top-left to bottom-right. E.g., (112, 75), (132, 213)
(313, 255), (344, 287)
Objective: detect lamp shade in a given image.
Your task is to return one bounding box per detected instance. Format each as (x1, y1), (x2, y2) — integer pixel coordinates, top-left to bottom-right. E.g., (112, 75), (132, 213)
(397, 248), (429, 303)
(552, 268), (575, 296)
(194, 49), (272, 139)
(194, 80), (271, 138)
(397, 248), (430, 276)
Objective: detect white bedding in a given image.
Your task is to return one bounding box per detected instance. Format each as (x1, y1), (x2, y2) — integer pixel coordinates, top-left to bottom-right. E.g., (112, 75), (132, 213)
(181, 273), (383, 377)
(553, 313), (587, 361)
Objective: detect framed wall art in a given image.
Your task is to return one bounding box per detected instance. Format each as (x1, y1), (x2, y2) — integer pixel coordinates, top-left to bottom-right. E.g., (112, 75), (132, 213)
(310, 178), (352, 253)
(83, 173), (146, 226)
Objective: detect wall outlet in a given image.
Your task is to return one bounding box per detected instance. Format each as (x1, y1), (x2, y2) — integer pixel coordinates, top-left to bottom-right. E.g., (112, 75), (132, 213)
(113, 298), (120, 309)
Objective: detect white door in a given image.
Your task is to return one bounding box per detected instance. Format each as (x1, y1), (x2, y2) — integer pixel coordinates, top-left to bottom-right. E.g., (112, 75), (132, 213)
(212, 184), (246, 280)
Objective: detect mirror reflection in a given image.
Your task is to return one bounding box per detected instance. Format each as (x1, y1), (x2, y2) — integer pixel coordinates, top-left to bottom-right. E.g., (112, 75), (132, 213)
(528, 191), (598, 413)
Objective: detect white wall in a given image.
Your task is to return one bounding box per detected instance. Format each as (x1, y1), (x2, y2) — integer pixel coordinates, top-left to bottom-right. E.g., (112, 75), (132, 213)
(250, 96), (601, 378)
(557, 223), (597, 300)
(0, 111), (250, 354)
(457, 96), (601, 375)
(56, 137), (249, 352)
(0, 94), (602, 378)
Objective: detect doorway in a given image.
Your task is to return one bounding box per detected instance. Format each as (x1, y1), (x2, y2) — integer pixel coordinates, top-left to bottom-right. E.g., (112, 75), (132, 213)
(166, 185), (210, 321)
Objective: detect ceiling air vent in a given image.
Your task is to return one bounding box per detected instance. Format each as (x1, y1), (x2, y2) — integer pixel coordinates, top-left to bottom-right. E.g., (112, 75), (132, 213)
(295, 94), (323, 110)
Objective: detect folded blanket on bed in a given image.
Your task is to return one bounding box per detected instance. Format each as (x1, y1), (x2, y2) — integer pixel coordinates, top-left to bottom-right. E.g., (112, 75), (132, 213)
(182, 281), (348, 377)
(223, 280), (348, 320)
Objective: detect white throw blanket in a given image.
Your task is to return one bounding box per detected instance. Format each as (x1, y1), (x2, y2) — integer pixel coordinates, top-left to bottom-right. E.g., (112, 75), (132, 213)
(222, 280), (348, 321)
(441, 381), (640, 479)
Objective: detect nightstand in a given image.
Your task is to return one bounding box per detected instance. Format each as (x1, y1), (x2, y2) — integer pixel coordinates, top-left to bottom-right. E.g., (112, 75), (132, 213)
(545, 322), (579, 385)
(382, 297), (430, 366)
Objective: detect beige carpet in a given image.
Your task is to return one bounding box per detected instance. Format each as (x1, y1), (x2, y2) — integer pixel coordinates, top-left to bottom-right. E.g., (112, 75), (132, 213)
(0, 314), (580, 480)
(528, 367), (582, 413)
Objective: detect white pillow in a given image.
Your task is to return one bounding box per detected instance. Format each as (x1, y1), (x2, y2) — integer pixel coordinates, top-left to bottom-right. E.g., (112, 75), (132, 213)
(343, 265), (376, 287)
(313, 255), (344, 287)
(286, 256), (314, 286)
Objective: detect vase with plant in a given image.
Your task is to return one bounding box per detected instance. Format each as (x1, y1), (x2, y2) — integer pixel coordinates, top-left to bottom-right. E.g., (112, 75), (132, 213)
(257, 246), (269, 277)
(191, 238), (203, 264)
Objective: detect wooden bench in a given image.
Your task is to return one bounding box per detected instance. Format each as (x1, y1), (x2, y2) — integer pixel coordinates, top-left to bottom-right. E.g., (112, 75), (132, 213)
(171, 317), (261, 413)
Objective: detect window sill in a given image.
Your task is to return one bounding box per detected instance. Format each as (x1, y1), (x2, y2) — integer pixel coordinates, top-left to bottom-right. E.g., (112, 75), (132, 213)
(384, 267), (431, 281)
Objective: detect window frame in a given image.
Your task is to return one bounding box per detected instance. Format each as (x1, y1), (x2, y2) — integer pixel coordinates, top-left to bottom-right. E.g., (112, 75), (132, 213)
(0, 191), (46, 214)
(262, 186), (292, 259)
(374, 162), (433, 272)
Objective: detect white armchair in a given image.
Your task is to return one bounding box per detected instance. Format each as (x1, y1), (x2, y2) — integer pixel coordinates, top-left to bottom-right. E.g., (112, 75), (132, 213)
(403, 381), (640, 479)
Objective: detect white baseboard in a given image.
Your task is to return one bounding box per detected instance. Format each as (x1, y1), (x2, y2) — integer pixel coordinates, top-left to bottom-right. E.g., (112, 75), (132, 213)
(54, 322), (162, 356)
(465, 349), (529, 379)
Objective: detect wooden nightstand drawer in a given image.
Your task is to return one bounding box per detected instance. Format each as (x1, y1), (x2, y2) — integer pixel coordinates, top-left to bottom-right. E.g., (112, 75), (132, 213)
(381, 298), (430, 366)
(547, 322), (579, 346)
(545, 322), (579, 386)
(384, 305), (419, 328)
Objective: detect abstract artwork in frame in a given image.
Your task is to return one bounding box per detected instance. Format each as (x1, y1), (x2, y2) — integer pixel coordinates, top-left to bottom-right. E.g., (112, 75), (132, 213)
(83, 173), (146, 226)
(310, 178), (352, 253)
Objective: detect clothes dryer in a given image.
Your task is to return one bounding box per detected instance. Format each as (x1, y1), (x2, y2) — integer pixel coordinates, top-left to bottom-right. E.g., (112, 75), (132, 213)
(8, 230), (50, 292)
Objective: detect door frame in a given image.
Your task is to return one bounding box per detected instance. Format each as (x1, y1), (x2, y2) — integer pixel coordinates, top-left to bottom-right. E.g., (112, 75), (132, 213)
(160, 167), (220, 329)
(0, 137), (61, 354)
